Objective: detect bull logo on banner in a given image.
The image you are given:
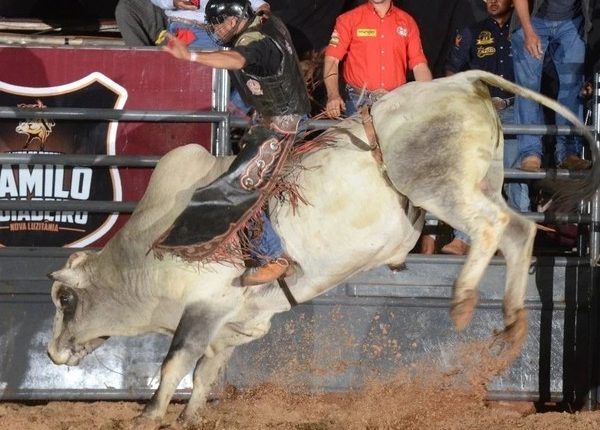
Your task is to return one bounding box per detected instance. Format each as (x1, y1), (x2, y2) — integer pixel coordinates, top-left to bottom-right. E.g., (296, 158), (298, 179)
(15, 100), (56, 151)
(0, 73), (127, 247)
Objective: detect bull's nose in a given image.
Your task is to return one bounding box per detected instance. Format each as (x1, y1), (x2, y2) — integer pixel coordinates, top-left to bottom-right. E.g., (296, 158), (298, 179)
(47, 343), (70, 365)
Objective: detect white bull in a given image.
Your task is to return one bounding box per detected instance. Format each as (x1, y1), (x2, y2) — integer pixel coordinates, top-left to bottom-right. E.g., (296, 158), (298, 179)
(47, 71), (599, 429)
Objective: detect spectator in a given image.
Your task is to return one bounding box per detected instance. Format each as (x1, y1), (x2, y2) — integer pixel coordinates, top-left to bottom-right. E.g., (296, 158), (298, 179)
(152, 0), (269, 49)
(442, 0), (529, 256)
(512, 0), (592, 171)
(158, 0), (311, 286)
(322, 0), (432, 119)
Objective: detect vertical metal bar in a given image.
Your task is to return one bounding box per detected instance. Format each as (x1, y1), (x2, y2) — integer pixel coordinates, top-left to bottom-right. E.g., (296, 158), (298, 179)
(211, 66), (231, 157)
(590, 72), (600, 267)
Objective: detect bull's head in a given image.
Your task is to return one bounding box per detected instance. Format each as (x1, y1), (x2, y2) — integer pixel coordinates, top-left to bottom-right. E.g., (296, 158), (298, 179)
(47, 251), (110, 366)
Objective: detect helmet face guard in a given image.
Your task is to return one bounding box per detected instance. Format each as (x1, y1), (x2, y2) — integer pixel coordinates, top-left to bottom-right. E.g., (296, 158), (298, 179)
(205, 0), (254, 46)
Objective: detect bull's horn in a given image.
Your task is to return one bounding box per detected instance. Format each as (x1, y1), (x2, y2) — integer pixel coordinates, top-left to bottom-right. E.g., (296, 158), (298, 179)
(47, 268), (79, 287)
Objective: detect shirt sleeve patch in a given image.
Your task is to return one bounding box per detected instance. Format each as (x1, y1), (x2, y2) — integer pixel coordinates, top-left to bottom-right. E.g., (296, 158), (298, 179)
(454, 33), (462, 48)
(328, 30), (340, 46)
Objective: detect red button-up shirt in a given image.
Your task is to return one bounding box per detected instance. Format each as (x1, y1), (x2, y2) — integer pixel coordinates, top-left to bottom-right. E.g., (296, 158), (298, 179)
(325, 3), (428, 91)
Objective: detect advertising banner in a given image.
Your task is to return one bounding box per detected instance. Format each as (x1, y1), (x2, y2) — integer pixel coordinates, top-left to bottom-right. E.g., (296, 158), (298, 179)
(0, 46), (214, 247)
(0, 73), (125, 247)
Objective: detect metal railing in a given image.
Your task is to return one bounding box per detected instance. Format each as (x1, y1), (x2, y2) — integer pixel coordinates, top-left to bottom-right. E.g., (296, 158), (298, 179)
(0, 71), (599, 263)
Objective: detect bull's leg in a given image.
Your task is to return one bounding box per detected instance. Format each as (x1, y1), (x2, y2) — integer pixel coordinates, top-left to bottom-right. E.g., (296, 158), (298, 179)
(450, 203), (510, 331)
(495, 210), (535, 347)
(133, 304), (227, 429)
(177, 346), (235, 424)
(417, 190), (509, 331)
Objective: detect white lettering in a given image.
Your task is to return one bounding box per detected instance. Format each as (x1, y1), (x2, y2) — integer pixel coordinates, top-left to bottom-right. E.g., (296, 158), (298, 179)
(0, 167), (18, 198)
(18, 164), (43, 197)
(70, 168), (92, 199)
(53, 166), (69, 199)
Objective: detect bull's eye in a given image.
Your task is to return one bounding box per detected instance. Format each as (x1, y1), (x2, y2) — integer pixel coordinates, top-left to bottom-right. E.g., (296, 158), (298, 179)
(58, 290), (74, 308)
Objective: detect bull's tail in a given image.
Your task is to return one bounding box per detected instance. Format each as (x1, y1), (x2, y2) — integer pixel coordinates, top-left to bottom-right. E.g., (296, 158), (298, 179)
(460, 69), (599, 211)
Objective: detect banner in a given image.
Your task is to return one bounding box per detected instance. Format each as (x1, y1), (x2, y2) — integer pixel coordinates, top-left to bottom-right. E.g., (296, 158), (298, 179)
(0, 72), (127, 247)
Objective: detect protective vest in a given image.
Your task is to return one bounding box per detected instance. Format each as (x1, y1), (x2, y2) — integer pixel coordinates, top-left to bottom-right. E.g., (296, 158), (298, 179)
(231, 15), (311, 117)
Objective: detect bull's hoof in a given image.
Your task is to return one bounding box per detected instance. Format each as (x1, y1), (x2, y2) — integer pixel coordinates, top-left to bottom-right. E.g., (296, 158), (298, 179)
(388, 263), (407, 272)
(489, 309), (528, 359)
(450, 290), (478, 331)
(130, 415), (161, 430)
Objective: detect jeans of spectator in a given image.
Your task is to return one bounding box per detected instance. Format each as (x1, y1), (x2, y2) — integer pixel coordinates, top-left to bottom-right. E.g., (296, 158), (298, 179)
(453, 106), (529, 244)
(511, 15), (585, 165)
(344, 85), (385, 117)
(249, 211), (284, 265)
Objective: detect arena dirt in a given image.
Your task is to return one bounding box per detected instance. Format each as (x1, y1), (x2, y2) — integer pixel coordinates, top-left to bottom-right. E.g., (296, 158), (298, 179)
(2, 341), (600, 430)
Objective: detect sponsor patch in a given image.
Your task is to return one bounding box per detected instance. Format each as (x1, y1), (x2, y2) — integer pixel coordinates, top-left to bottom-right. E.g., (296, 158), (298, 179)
(477, 46), (496, 58)
(397, 26), (408, 37)
(476, 31), (494, 45)
(357, 28), (376, 37)
(246, 79), (263, 96)
(328, 30), (340, 46)
(454, 33), (462, 48)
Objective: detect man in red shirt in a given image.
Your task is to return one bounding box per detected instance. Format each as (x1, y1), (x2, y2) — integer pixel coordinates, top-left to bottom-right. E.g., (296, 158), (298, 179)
(323, 0), (432, 118)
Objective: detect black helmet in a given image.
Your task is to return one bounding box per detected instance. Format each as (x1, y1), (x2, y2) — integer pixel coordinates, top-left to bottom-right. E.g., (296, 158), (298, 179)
(205, 0), (253, 26)
(205, 0), (254, 46)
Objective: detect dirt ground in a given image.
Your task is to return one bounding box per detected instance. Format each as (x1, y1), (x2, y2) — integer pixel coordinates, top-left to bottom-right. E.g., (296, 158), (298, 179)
(2, 342), (600, 430)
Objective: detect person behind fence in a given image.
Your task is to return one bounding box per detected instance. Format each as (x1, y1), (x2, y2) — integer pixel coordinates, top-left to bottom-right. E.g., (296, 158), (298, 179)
(322, 0), (432, 119)
(442, 0), (530, 255)
(154, 0), (311, 286)
(511, 0), (592, 172)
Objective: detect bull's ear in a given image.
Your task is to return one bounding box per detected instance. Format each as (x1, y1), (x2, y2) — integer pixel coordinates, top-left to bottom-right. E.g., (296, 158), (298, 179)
(47, 268), (80, 287)
(65, 251), (90, 269)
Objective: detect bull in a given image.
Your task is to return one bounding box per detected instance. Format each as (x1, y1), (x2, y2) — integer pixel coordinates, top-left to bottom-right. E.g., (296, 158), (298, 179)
(47, 70), (599, 429)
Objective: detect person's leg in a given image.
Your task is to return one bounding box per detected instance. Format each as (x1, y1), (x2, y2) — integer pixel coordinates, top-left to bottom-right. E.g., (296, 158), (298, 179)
(242, 211), (290, 286)
(343, 85), (361, 117)
(501, 107), (530, 212)
(167, 21), (198, 46)
(249, 211), (284, 264)
(441, 229), (470, 255)
(115, 0), (167, 46)
(550, 16), (587, 166)
(512, 18), (549, 167)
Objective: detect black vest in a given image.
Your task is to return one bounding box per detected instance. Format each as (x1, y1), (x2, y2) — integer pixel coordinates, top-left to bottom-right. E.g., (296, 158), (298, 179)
(231, 15), (311, 117)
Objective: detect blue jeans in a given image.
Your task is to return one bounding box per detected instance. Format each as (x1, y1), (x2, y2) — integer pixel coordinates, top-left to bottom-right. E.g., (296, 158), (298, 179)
(511, 16), (585, 164)
(250, 211), (284, 264)
(454, 106), (529, 244)
(344, 85), (384, 116)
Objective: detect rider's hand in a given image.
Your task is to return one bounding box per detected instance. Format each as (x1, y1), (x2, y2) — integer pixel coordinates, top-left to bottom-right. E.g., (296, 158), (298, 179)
(162, 33), (192, 61)
(325, 95), (345, 119)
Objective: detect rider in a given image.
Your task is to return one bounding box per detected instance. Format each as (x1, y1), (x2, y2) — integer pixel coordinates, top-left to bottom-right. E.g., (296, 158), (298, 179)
(155, 0), (311, 286)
